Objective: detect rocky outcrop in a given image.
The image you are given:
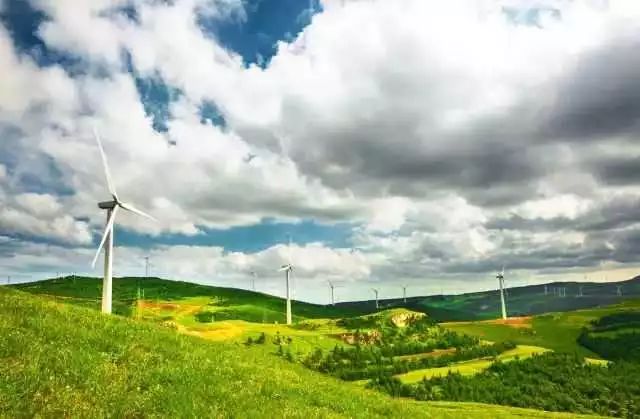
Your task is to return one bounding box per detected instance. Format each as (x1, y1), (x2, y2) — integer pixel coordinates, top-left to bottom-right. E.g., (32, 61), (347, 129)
(389, 311), (425, 328)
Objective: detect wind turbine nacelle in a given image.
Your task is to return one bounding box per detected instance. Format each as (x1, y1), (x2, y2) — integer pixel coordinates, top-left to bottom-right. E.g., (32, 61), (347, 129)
(98, 200), (117, 209)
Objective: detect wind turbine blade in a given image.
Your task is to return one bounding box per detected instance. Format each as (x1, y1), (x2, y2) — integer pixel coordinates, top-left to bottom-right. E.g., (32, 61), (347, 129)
(278, 265), (291, 272)
(93, 127), (118, 200)
(287, 234), (292, 265)
(91, 206), (119, 268)
(119, 201), (157, 222)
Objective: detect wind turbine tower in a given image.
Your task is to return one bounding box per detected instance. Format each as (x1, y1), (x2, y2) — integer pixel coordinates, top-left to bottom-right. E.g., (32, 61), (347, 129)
(372, 288), (379, 310)
(91, 128), (157, 314)
(144, 256), (150, 278)
(328, 281), (337, 306)
(278, 235), (294, 325)
(617, 285), (623, 297)
(496, 267), (507, 320)
(578, 285), (584, 297)
(402, 285), (407, 303)
(250, 271), (257, 291)
(544, 284), (548, 296)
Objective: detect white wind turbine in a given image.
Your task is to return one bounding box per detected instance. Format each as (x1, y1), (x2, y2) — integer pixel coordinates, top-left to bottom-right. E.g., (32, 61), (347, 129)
(278, 235), (294, 325)
(328, 280), (341, 306)
(372, 288), (379, 310)
(496, 266), (507, 320)
(91, 128), (156, 314)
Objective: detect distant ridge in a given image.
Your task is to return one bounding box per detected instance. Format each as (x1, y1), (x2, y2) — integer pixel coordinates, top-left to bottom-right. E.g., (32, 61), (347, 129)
(335, 275), (640, 321)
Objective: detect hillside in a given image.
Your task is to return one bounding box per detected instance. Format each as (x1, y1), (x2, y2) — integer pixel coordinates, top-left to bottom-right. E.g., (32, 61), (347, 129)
(0, 288), (594, 418)
(337, 276), (640, 321)
(442, 299), (640, 357)
(13, 276), (372, 322)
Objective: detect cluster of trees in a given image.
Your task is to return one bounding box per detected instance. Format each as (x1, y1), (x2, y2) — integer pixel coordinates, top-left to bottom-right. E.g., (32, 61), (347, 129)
(577, 311), (640, 361)
(578, 331), (640, 361)
(244, 332), (267, 346)
(377, 329), (479, 357)
(301, 340), (515, 381)
(591, 312), (640, 331)
(368, 353), (640, 418)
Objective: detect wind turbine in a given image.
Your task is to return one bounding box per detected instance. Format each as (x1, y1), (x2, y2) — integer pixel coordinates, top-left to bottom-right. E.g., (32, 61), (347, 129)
(372, 288), (379, 310)
(617, 285), (623, 297)
(143, 256), (150, 278)
(278, 235), (293, 325)
(496, 266), (507, 320)
(91, 128), (156, 314)
(402, 285), (407, 303)
(328, 280), (338, 306)
(250, 271), (257, 292)
(544, 284), (548, 296)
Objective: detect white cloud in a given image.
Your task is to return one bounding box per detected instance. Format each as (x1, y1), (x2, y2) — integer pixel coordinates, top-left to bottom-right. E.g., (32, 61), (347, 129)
(2, 0), (640, 298)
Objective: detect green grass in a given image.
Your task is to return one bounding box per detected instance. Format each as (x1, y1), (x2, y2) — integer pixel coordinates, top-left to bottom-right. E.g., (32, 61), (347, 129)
(13, 276), (371, 323)
(0, 288), (598, 418)
(442, 299), (640, 358)
(396, 345), (550, 383)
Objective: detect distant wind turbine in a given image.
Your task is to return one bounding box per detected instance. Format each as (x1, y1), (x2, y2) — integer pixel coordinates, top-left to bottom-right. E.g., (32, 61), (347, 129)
(496, 266), (507, 320)
(250, 271), (257, 292)
(617, 285), (623, 297)
(328, 280), (339, 306)
(402, 285), (407, 303)
(143, 256), (150, 278)
(278, 235), (294, 325)
(372, 288), (379, 310)
(91, 127), (157, 314)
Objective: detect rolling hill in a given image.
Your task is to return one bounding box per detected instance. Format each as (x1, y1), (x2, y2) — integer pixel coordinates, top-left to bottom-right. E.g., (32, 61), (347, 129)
(336, 276), (640, 321)
(0, 287), (596, 418)
(442, 298), (640, 357)
(12, 276), (372, 322)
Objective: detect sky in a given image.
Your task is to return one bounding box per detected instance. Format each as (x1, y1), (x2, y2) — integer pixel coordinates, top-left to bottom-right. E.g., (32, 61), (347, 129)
(1, 0), (640, 304)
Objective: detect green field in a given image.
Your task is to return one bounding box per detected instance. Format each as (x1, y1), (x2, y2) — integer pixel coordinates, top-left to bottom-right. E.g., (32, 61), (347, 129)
(442, 299), (640, 357)
(0, 287), (598, 418)
(397, 345), (550, 383)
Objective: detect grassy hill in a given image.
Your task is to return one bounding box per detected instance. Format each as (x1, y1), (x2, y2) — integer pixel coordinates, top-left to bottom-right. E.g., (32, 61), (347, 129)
(337, 276), (640, 321)
(16, 275), (640, 323)
(0, 287), (595, 418)
(13, 276), (371, 322)
(442, 299), (640, 357)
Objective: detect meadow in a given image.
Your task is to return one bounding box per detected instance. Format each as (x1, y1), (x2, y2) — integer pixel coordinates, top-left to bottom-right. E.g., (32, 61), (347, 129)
(6, 276), (640, 417)
(442, 299), (640, 357)
(0, 287), (597, 419)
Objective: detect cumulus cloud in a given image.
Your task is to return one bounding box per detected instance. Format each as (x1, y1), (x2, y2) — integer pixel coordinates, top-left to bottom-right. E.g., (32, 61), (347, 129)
(2, 0), (640, 299)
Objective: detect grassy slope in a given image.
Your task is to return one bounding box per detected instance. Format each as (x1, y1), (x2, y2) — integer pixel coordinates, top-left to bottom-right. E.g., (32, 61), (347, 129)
(396, 345), (550, 383)
(14, 276), (371, 322)
(442, 299), (640, 357)
(337, 277), (640, 321)
(0, 288), (595, 419)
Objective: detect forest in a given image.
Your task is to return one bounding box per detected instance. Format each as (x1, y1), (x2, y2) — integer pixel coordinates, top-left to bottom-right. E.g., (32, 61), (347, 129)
(578, 311), (640, 360)
(369, 353), (640, 418)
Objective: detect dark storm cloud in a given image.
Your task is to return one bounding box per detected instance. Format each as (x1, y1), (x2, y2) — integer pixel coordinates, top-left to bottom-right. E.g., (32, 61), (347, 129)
(487, 196), (640, 234)
(282, 104), (550, 206)
(590, 155), (640, 186)
(443, 241), (615, 274)
(542, 37), (640, 141)
(610, 227), (640, 264)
